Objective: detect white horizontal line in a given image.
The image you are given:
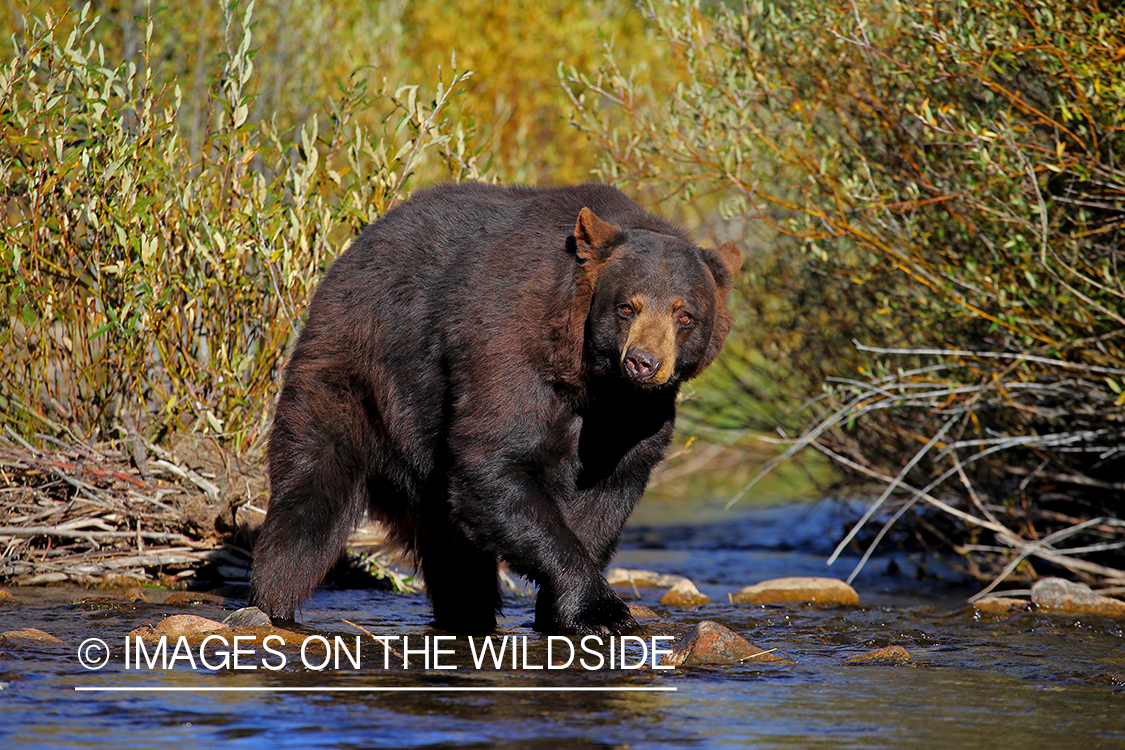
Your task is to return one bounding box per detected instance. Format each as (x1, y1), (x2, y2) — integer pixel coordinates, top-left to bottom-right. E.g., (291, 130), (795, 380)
(75, 686), (675, 693)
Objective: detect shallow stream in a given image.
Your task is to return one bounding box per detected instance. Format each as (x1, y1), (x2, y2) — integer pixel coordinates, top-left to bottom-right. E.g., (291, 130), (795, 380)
(1, 498), (1122, 748)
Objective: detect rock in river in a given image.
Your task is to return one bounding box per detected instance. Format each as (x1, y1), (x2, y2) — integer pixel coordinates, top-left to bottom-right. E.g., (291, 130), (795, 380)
(659, 578), (712, 608)
(628, 604), (659, 619)
(972, 596), (1030, 614)
(661, 620), (790, 666)
(607, 568), (689, 589)
(222, 606), (272, 628)
(1031, 578), (1125, 617)
(732, 576), (859, 606)
(845, 645), (912, 664)
(129, 614), (227, 642)
(0, 628), (68, 648)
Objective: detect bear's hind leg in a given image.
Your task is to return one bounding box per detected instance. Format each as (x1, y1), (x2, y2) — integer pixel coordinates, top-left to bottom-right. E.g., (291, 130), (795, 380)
(419, 527), (501, 635)
(250, 412), (368, 621)
(249, 478), (366, 620)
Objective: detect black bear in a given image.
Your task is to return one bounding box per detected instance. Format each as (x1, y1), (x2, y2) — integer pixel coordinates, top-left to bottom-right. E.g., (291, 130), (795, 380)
(249, 183), (741, 635)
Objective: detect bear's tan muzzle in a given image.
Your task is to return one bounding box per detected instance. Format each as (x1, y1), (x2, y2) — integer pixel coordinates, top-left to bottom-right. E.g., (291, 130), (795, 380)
(621, 302), (677, 385)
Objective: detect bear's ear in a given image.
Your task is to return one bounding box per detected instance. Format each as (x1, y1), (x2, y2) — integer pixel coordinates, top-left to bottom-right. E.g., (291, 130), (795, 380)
(690, 242), (742, 377)
(573, 207), (621, 263)
(715, 242), (743, 276)
(701, 242), (743, 290)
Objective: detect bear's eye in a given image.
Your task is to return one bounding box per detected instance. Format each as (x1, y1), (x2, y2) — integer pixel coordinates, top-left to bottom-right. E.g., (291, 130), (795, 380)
(618, 303), (635, 318)
(677, 311), (693, 326)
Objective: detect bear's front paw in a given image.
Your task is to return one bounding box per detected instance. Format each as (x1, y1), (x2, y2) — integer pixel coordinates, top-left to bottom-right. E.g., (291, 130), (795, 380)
(536, 581), (639, 636)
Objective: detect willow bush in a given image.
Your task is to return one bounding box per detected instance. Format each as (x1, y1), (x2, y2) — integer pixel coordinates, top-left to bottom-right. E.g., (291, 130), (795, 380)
(1, 2), (486, 449)
(6, 0), (660, 186)
(567, 0), (1125, 589)
(401, 0), (671, 183)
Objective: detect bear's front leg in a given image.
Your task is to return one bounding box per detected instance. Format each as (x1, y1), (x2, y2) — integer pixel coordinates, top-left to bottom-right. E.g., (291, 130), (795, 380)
(532, 572), (637, 636)
(449, 454), (637, 636)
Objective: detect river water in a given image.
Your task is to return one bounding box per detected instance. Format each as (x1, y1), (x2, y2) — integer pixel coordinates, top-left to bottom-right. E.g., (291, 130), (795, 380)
(1, 498), (1122, 749)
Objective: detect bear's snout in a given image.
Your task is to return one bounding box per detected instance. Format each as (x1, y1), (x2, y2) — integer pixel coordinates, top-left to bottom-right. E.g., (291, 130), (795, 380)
(624, 347), (660, 382)
(620, 299), (678, 386)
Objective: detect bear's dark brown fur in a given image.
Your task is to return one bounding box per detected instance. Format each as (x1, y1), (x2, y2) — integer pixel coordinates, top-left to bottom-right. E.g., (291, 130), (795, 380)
(249, 183), (741, 634)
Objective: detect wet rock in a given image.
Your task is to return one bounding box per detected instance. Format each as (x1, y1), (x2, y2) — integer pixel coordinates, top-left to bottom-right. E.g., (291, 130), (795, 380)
(732, 577), (859, 607)
(222, 607), (271, 628)
(0, 589), (17, 604)
(225, 625), (306, 645)
(127, 612), (305, 648)
(124, 587), (150, 603)
(71, 594), (145, 612)
(845, 645), (911, 664)
(659, 579), (712, 608)
(0, 628), (68, 648)
(628, 604), (659, 619)
(607, 568), (689, 589)
(973, 596), (1029, 614)
(129, 614), (227, 642)
(1031, 578), (1125, 617)
(164, 591), (225, 606)
(660, 620), (790, 666)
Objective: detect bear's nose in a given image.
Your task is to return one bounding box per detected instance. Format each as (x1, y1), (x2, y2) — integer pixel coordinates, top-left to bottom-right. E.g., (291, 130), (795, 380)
(624, 348), (660, 381)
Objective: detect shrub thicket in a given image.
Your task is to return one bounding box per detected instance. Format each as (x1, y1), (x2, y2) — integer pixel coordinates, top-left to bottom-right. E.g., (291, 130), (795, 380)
(1, 2), (485, 448)
(0, 0), (668, 448)
(567, 0), (1125, 589)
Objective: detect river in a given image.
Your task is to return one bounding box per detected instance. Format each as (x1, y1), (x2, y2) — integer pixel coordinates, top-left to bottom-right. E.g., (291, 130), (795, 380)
(1, 497), (1122, 748)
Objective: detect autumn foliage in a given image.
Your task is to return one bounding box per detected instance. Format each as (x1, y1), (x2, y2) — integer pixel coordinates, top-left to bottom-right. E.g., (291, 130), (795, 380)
(569, 0), (1125, 588)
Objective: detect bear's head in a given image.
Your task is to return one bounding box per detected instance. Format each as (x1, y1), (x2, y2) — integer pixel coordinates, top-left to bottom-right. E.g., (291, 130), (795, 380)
(572, 207), (742, 389)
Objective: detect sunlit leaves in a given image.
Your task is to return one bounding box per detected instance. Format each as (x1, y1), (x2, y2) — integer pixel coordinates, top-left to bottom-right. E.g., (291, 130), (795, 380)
(0, 2), (488, 448)
(569, 0), (1125, 577)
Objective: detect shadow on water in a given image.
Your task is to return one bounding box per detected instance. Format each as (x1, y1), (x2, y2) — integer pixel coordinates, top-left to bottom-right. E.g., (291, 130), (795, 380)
(1, 498), (1123, 749)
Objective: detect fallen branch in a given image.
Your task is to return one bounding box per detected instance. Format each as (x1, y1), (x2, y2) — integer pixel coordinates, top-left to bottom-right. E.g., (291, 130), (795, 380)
(0, 526), (194, 544)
